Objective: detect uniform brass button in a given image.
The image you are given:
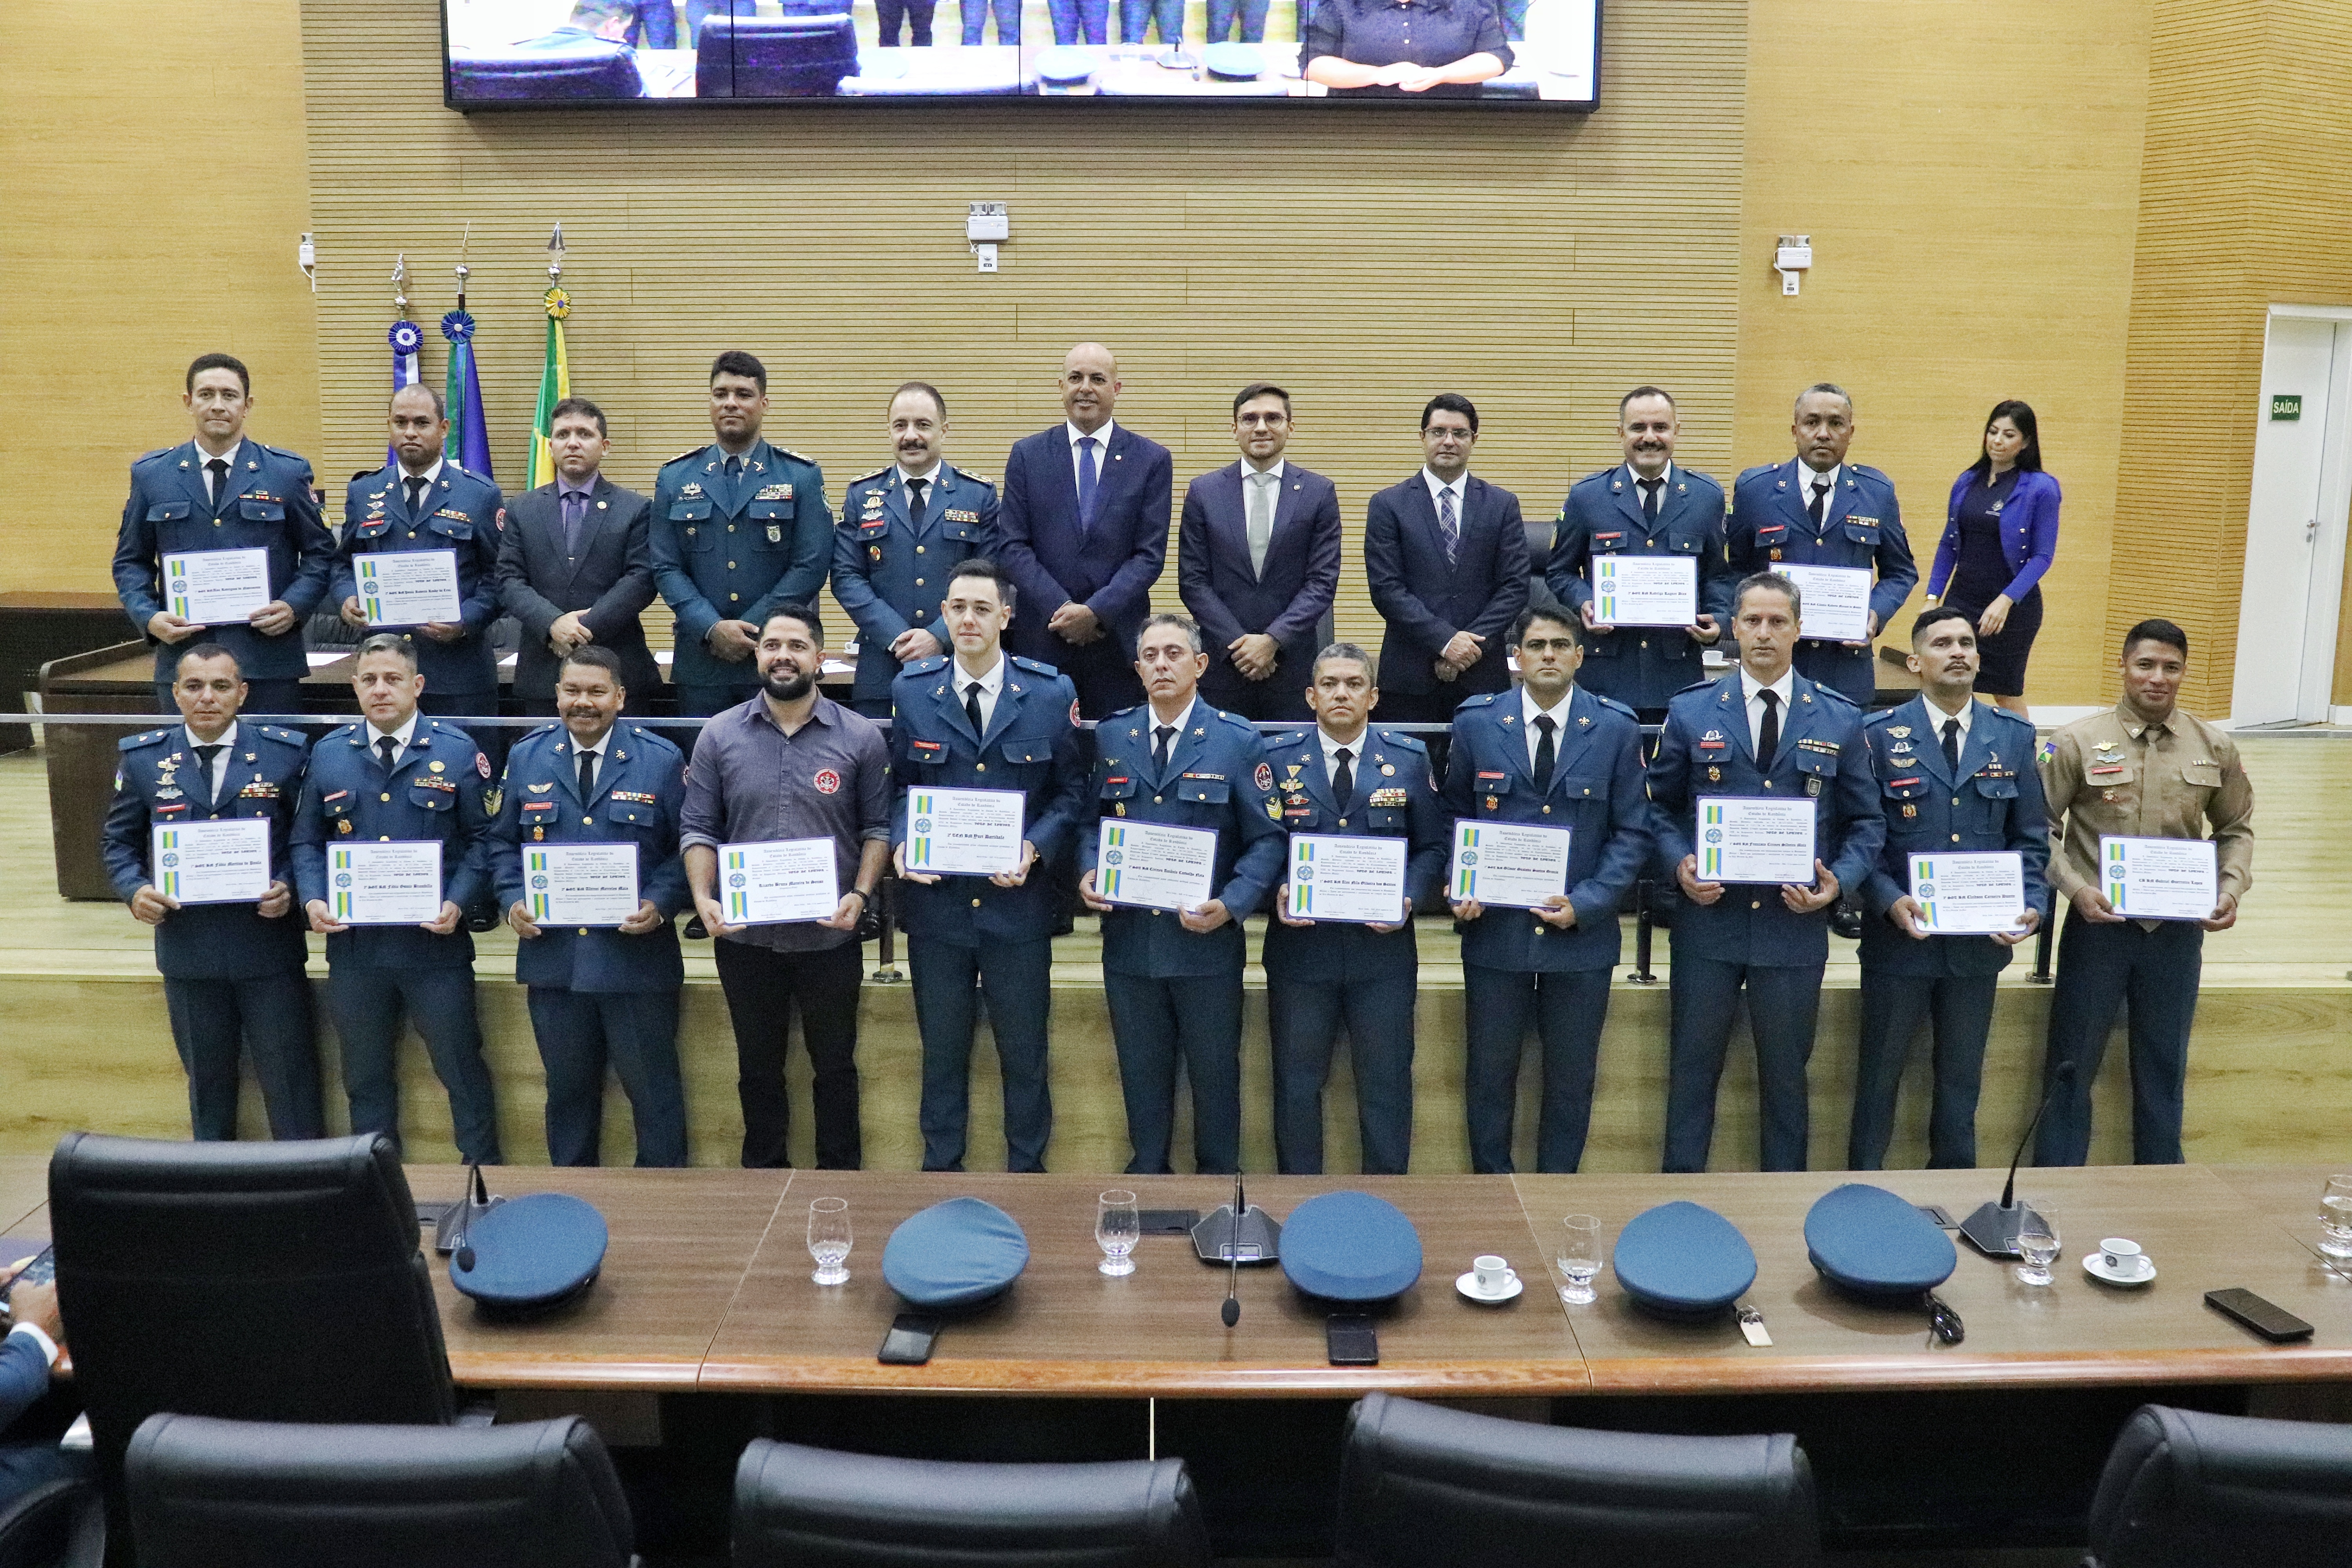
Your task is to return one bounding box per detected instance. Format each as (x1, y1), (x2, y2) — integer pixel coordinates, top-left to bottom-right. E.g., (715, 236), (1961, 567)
(1762, 780), (1773, 788)
(916, 545), (925, 554)
(1338, 817), (1348, 827)
(1751, 898), (1761, 909)
(1953, 797), (1962, 806)
(730, 593), (740, 602)
(728, 524), (736, 532)
(727, 561), (736, 569)
(381, 835), (392, 842)
(408, 531), (417, 539)
(578, 928), (588, 936)
(1951, 833), (1961, 842)
(1542, 805), (1552, 814)
(214, 519), (222, 527)
(1641, 639), (1649, 649)
(1154, 795), (1163, 804)
(971, 898), (982, 907)
(975, 762), (986, 771)
(584, 816), (595, 826)
(915, 578), (924, 587)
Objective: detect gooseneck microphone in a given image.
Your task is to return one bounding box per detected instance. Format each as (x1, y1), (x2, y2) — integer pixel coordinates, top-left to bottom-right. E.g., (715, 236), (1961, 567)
(1220, 1172), (1242, 1327)
(1958, 1060), (2076, 1257)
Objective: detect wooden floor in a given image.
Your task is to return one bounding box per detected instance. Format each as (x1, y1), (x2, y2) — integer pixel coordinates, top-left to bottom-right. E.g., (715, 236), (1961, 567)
(1, 736), (2344, 1172)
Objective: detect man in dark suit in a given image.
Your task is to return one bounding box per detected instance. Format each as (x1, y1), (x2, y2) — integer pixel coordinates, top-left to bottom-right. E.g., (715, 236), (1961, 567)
(2, 1258), (86, 1510)
(995, 342), (1174, 719)
(1363, 393), (1530, 725)
(1177, 383), (1342, 723)
(496, 396), (661, 715)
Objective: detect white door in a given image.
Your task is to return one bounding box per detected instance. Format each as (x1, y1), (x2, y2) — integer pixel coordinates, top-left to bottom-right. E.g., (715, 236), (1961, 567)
(2231, 313), (2352, 726)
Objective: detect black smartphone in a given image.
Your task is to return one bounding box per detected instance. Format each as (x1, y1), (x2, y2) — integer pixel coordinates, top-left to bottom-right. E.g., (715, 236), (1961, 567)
(9, 1246), (53, 1289)
(1326, 1313), (1379, 1367)
(2205, 1288), (2315, 1343)
(1138, 1209), (1200, 1236)
(878, 1313), (944, 1365)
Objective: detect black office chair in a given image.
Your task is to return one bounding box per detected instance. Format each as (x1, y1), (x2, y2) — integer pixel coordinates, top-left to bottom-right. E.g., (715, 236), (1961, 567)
(0, 1477), (103, 1568)
(731, 1438), (1209, 1568)
(695, 14), (858, 98)
(124, 1414), (633, 1568)
(1333, 1393), (1820, 1568)
(449, 34), (646, 102)
(2083, 1403), (2352, 1567)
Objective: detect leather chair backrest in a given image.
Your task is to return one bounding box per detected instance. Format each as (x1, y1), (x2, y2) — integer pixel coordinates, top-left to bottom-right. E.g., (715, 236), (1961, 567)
(1333, 1393), (1820, 1568)
(124, 1414), (632, 1568)
(450, 34), (644, 101)
(731, 1439), (1209, 1568)
(2087, 1403), (2352, 1568)
(0, 1477), (103, 1568)
(695, 14), (858, 98)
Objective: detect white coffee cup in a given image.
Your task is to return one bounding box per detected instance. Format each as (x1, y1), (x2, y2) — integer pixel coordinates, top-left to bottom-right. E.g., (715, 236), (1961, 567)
(1472, 1254), (1513, 1292)
(2100, 1238), (2148, 1276)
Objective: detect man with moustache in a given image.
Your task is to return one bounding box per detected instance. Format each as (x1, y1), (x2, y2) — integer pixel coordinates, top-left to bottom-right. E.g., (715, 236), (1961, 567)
(683, 606), (891, 1169)
(833, 381), (1000, 719)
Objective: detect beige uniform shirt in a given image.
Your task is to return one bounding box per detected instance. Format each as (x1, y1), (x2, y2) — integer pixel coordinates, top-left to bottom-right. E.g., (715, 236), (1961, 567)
(2038, 702), (2254, 923)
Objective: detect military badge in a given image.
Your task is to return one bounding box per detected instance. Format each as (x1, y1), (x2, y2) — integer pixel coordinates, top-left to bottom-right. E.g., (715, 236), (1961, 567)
(682, 483), (704, 497)
(476, 753), (491, 778)
(758, 484), (791, 501)
(1254, 762), (1273, 791)
(767, 526), (783, 543)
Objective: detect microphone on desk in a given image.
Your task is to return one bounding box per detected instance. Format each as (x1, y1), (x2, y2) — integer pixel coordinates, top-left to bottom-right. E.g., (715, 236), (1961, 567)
(1221, 1172), (1243, 1327)
(1958, 1060), (2075, 1258)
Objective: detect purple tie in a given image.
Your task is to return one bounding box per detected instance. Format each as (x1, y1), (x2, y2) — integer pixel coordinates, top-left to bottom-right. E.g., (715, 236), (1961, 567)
(1438, 485), (1460, 567)
(1076, 436), (1101, 531)
(560, 490), (585, 558)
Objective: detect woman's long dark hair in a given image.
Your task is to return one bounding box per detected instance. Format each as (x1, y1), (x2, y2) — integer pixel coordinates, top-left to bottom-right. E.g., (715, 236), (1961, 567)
(1967, 399), (2042, 480)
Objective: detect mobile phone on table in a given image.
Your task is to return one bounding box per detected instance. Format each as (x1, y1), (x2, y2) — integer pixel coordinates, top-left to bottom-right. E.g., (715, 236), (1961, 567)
(2204, 1288), (2314, 1343)
(879, 1313), (944, 1365)
(1326, 1313), (1378, 1366)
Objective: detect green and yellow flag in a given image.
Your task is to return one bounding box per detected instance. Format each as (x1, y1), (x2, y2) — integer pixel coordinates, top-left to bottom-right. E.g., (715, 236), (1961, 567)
(528, 285), (572, 487)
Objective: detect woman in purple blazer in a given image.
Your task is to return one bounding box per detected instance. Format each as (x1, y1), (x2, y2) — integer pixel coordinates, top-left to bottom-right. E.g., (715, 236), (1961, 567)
(1927, 400), (2060, 715)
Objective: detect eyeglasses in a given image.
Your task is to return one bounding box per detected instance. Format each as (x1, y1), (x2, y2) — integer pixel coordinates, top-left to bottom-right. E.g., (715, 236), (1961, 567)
(1924, 1291), (1965, 1346)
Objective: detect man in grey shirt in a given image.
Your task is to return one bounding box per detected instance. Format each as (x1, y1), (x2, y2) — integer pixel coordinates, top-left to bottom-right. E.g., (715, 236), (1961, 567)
(684, 603), (891, 1168)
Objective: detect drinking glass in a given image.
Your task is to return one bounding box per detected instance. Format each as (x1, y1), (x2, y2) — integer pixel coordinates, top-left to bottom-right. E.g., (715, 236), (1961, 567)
(1097, 1189), (1140, 1276)
(2318, 1175), (2352, 1260)
(2014, 1203), (2060, 1287)
(1558, 1214), (1602, 1305)
(808, 1197), (851, 1285)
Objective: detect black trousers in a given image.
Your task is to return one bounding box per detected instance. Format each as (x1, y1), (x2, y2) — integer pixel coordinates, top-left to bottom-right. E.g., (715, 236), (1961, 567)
(714, 937), (864, 1169)
(1847, 969), (1998, 1171)
(163, 971), (324, 1142)
(2035, 913), (2203, 1166)
(875, 0), (937, 42)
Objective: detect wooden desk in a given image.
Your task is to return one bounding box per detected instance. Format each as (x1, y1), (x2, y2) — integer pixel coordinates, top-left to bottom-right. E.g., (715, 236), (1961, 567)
(2210, 1165), (2350, 1259)
(0, 1153), (47, 1235)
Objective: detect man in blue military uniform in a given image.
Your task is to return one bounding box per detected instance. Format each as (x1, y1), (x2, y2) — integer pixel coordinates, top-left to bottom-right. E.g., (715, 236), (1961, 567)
(488, 646), (691, 1167)
(833, 381), (998, 719)
(650, 350), (832, 716)
(102, 643), (323, 1142)
(1728, 383), (1916, 705)
(889, 558), (1087, 1172)
(1546, 386), (1732, 718)
(1651, 572), (1884, 1172)
(292, 634), (503, 1164)
(113, 353), (336, 715)
(1442, 608), (1650, 1174)
(1079, 612), (1285, 1175)
(1849, 606), (2048, 1170)
(1261, 642), (1446, 1176)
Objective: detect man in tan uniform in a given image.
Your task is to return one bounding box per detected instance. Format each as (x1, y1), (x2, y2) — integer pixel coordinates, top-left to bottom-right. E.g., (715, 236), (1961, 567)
(2034, 617), (2254, 1165)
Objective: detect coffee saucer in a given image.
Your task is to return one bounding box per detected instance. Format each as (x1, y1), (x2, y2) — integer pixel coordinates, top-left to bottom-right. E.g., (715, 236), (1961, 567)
(2084, 1254), (2156, 1286)
(1456, 1269), (1523, 1303)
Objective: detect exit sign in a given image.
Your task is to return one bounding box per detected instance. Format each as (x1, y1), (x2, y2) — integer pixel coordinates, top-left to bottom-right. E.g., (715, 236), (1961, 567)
(2271, 394), (2303, 420)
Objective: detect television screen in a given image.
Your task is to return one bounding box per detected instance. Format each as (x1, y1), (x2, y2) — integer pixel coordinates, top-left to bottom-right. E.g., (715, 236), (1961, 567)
(443, 0), (1597, 107)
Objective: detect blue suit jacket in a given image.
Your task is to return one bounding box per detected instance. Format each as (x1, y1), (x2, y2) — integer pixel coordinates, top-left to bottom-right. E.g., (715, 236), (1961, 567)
(994, 424), (1172, 667)
(1546, 464), (1733, 710)
(1079, 702), (1285, 978)
(1648, 670), (1885, 967)
(290, 718), (495, 970)
(114, 440), (335, 685)
(488, 721), (689, 993)
(1363, 473), (1529, 698)
(1727, 459), (1915, 703)
(102, 722), (311, 980)
(1440, 685), (1650, 972)
(1929, 467), (2062, 604)
(1858, 697), (2049, 977)
(336, 462), (508, 696)
(887, 654), (1088, 944)
(1258, 726), (1446, 981)
(0, 1331), (48, 1434)
(831, 463), (998, 704)
(649, 439), (831, 691)
(1177, 461), (1342, 676)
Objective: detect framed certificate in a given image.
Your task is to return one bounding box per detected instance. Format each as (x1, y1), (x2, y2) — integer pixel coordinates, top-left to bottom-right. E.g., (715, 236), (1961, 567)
(151, 818), (270, 906)
(1095, 820), (1218, 913)
(1591, 554), (1698, 628)
(1695, 796), (1817, 884)
(1777, 563), (1873, 643)
(718, 840), (840, 925)
(1909, 851), (2029, 934)
(327, 841), (443, 925)
(2100, 835), (2218, 921)
(356, 550), (463, 626)
(1287, 834), (1407, 924)
(521, 843), (639, 926)
(1448, 820), (1572, 909)
(904, 787), (1026, 877)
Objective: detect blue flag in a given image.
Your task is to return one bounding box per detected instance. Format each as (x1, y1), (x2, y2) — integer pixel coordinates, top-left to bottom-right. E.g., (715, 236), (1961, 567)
(441, 310), (494, 480)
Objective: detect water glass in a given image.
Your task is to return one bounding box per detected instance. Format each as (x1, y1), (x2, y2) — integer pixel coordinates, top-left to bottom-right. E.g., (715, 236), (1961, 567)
(1557, 1214), (1602, 1305)
(1097, 1189), (1140, 1276)
(2318, 1175), (2352, 1259)
(808, 1197), (851, 1285)
(2014, 1203), (2060, 1287)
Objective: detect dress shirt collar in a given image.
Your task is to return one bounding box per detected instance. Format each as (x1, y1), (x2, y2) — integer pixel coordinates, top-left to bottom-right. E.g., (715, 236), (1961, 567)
(1240, 457), (1287, 484)
(1421, 467), (1468, 505)
(1066, 419), (1116, 451)
(1740, 665), (1795, 710)
(897, 460), (943, 489)
(951, 652), (1005, 699)
(193, 438), (245, 478)
(365, 712), (421, 756)
(753, 692), (836, 737)
(571, 725), (613, 760)
(2115, 701), (2174, 741)
(1623, 461), (1674, 493)
(1145, 696), (1196, 739)
(1920, 691), (1975, 739)
(556, 472), (599, 503)
(183, 720), (239, 755)
(1317, 722), (1368, 780)
(1796, 460), (1842, 501)
(1521, 685), (1575, 731)
(396, 457), (446, 493)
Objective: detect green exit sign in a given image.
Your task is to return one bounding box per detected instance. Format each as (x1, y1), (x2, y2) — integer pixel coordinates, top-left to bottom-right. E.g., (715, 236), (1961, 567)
(2272, 394), (2303, 420)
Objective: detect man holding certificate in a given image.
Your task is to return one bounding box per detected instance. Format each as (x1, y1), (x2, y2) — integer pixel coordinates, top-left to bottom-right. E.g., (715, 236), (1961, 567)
(102, 644), (323, 1142)
(488, 647), (692, 1168)
(888, 558), (1087, 1172)
(1849, 606), (2049, 1170)
(1544, 387), (1732, 716)
(1441, 607), (1650, 1174)
(1650, 572), (1883, 1172)
(1078, 612), (1284, 1175)
(291, 635), (503, 1165)
(2033, 618), (2254, 1166)
(1261, 642), (1447, 1176)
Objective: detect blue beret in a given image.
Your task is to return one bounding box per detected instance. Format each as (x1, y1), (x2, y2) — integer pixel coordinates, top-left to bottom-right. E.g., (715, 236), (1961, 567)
(882, 1197), (1030, 1311)
(1613, 1201), (1756, 1318)
(1202, 42), (1263, 79)
(1033, 46), (1097, 86)
(1279, 1192), (1422, 1303)
(449, 1192), (606, 1315)
(1804, 1183), (1956, 1298)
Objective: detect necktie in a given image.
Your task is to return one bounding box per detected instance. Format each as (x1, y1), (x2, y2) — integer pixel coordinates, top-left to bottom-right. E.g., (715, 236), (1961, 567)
(1438, 485), (1460, 567)
(724, 455), (743, 478)
(1640, 478), (1662, 521)
(577, 747), (596, 801)
(1533, 715), (1557, 793)
(1153, 724), (1175, 774)
(194, 744), (223, 806)
(207, 459), (231, 509)
(1076, 437), (1100, 530)
(1808, 477), (1830, 530)
(1245, 471), (1275, 577)
(1331, 746), (1355, 815)
(377, 735), (399, 773)
(1942, 717), (1962, 776)
(1756, 688), (1780, 767)
(560, 490), (585, 558)
(405, 475), (429, 518)
(908, 476), (929, 533)
(965, 681), (985, 735)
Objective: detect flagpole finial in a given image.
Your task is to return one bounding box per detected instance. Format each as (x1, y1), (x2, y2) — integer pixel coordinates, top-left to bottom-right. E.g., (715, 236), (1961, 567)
(547, 223), (566, 282)
(392, 252), (410, 316)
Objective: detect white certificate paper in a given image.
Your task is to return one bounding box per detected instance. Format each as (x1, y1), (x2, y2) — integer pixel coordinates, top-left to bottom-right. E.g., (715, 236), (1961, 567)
(904, 787), (1026, 877)
(719, 839), (840, 925)
(523, 843), (639, 926)
(327, 841), (443, 925)
(1095, 820), (1218, 912)
(1778, 563), (1874, 642)
(1592, 554), (1698, 628)
(1909, 852), (2029, 935)
(151, 818), (270, 906)
(1695, 796), (1818, 884)
(1448, 821), (1572, 909)
(1287, 834), (1407, 924)
(356, 550), (463, 626)
(2100, 835), (2218, 921)
(162, 548), (272, 626)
